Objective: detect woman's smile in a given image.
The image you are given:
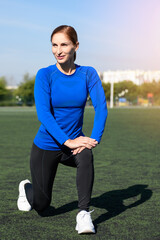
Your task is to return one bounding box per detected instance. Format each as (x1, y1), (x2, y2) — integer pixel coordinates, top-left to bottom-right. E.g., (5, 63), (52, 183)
(57, 55), (65, 60)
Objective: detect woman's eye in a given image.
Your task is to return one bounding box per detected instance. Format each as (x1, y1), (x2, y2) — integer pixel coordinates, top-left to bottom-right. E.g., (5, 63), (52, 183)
(52, 44), (57, 47)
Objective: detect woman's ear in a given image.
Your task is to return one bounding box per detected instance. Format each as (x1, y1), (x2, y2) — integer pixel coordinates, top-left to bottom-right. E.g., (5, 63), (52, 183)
(75, 41), (79, 51)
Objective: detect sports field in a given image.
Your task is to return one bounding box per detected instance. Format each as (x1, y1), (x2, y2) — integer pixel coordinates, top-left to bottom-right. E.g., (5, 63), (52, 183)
(0, 107), (160, 240)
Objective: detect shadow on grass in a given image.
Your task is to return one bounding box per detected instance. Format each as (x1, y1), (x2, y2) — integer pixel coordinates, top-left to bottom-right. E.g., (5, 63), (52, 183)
(39, 184), (152, 225)
(91, 184), (152, 226)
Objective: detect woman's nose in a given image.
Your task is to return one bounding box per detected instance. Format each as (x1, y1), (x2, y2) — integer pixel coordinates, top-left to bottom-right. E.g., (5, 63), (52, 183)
(57, 46), (62, 54)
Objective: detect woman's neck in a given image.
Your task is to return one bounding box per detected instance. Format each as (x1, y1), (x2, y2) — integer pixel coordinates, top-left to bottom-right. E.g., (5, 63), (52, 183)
(56, 62), (76, 75)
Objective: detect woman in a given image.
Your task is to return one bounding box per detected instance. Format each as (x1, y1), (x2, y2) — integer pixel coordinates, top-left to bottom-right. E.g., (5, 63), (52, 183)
(17, 25), (108, 234)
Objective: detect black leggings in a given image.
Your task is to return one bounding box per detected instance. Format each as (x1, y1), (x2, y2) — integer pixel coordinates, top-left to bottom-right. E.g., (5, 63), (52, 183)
(26, 143), (94, 212)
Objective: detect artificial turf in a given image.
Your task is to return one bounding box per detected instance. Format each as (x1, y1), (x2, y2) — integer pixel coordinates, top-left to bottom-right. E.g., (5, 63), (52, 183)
(0, 107), (160, 240)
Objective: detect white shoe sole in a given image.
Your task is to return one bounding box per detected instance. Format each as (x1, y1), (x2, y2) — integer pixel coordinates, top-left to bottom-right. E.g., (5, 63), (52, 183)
(75, 224), (95, 234)
(17, 179), (32, 211)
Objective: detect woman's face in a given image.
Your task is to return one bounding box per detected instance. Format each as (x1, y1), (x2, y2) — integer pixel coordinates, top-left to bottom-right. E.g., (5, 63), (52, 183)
(51, 32), (79, 65)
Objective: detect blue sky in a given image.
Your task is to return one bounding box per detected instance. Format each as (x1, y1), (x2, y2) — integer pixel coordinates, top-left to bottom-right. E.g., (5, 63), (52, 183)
(0, 0), (160, 85)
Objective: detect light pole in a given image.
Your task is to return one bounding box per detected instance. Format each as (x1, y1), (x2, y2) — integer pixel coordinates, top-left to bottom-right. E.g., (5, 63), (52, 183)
(110, 80), (114, 108)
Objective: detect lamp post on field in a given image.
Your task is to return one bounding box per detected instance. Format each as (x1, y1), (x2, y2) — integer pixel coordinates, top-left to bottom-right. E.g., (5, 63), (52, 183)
(110, 80), (114, 108)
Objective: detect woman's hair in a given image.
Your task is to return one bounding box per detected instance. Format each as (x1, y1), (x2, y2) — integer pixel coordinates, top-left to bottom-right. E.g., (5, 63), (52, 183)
(50, 25), (78, 61)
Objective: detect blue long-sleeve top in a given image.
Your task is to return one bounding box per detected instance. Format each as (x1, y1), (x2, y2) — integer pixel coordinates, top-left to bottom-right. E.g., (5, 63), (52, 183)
(34, 64), (108, 150)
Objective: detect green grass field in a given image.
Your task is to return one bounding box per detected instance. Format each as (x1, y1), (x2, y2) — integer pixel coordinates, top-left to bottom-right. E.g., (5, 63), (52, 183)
(0, 107), (160, 240)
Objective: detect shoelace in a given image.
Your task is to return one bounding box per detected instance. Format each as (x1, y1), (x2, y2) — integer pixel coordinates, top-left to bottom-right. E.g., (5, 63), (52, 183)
(88, 209), (94, 214)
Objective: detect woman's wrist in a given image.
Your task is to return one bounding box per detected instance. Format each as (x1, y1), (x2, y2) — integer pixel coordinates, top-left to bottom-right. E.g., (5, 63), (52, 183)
(64, 139), (71, 147)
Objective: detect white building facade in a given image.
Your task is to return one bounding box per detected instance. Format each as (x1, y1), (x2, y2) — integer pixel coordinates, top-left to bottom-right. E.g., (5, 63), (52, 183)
(102, 70), (160, 85)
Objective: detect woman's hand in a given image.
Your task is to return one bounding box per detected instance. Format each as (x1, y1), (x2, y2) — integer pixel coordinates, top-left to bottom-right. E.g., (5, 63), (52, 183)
(72, 146), (86, 155)
(64, 136), (98, 150)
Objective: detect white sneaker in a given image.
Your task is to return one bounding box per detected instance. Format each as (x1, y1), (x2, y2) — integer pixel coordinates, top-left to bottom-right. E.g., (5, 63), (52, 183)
(17, 179), (32, 211)
(75, 210), (95, 234)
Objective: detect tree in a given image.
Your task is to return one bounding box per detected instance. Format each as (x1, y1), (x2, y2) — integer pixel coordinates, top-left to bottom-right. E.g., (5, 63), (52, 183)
(0, 77), (8, 101)
(138, 80), (160, 105)
(114, 80), (138, 103)
(139, 81), (160, 97)
(15, 73), (35, 106)
(102, 82), (110, 101)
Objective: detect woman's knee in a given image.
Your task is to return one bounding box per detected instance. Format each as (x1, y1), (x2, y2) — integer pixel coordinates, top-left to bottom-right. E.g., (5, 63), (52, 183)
(77, 148), (93, 167)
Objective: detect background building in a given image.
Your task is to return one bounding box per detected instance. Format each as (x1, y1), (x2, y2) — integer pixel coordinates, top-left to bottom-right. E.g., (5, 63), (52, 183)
(102, 70), (160, 85)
